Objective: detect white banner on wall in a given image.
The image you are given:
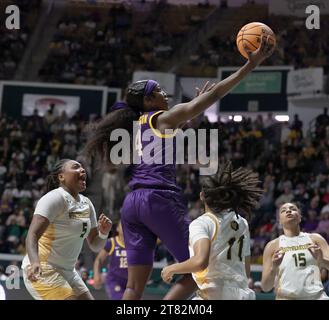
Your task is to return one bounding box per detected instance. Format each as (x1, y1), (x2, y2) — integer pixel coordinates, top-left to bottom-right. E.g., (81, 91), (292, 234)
(133, 71), (176, 97)
(287, 68), (324, 95)
(269, 0), (329, 16)
(22, 94), (80, 118)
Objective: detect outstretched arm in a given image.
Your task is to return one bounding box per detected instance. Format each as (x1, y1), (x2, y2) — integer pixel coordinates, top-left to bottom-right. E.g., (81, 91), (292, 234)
(93, 249), (109, 289)
(157, 36), (275, 130)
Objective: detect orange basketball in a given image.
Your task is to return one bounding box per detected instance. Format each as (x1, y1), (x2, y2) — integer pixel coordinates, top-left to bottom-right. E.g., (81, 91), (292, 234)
(236, 22), (276, 59)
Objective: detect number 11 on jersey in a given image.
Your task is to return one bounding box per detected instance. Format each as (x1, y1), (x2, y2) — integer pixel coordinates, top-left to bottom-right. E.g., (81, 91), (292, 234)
(227, 235), (245, 261)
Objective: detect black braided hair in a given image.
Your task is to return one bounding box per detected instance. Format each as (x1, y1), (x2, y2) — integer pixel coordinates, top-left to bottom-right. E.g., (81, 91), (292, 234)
(83, 80), (150, 163)
(126, 80), (149, 113)
(45, 159), (71, 192)
(201, 161), (264, 219)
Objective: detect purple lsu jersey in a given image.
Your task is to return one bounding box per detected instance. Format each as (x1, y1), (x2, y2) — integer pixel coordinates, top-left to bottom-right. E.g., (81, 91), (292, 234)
(104, 237), (128, 282)
(129, 110), (180, 191)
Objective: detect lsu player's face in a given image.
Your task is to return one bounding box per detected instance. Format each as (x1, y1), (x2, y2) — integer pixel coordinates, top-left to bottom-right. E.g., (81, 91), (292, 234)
(279, 203), (301, 226)
(147, 85), (169, 111)
(59, 160), (87, 194)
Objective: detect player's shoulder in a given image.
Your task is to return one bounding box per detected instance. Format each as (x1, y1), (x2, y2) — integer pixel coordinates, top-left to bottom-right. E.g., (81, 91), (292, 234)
(39, 187), (63, 202)
(79, 192), (91, 203)
(238, 215), (249, 227)
(264, 238), (280, 252)
(200, 212), (219, 223)
(191, 213), (219, 231)
(309, 232), (326, 243)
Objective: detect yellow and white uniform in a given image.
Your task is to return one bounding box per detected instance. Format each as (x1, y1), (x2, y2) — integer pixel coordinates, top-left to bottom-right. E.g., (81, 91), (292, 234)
(276, 232), (329, 300)
(22, 187), (97, 300)
(189, 210), (255, 300)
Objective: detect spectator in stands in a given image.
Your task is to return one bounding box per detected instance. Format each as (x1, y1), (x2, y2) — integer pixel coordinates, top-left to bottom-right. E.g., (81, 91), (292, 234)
(302, 209), (319, 233)
(315, 210), (329, 241)
(274, 183), (294, 209)
(290, 114), (303, 139)
(316, 108), (329, 135)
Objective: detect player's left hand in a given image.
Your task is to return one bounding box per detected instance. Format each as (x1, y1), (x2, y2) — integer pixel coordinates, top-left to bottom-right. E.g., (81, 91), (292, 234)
(195, 81), (216, 97)
(161, 265), (175, 284)
(98, 213), (112, 236)
(308, 243), (323, 262)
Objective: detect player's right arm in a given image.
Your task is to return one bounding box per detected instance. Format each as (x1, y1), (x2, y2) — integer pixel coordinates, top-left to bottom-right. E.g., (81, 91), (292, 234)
(156, 36), (275, 130)
(25, 214), (50, 281)
(161, 216), (214, 283)
(261, 239), (283, 292)
(25, 190), (64, 282)
(93, 249), (109, 289)
(161, 238), (211, 284)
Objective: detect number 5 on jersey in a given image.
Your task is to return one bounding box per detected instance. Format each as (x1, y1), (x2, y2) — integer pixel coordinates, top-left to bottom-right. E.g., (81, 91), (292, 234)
(80, 222), (88, 238)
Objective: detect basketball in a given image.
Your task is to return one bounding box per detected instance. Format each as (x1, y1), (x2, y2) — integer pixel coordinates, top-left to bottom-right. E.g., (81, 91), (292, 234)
(236, 22), (276, 59)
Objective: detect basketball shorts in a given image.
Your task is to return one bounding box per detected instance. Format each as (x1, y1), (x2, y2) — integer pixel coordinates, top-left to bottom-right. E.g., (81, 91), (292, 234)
(22, 262), (89, 300)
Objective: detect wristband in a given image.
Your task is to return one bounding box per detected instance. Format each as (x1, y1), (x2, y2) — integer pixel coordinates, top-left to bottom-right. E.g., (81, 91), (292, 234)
(98, 231), (109, 240)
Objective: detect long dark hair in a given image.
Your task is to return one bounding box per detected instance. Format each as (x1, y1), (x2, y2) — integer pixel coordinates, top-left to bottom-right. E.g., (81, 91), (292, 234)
(45, 159), (71, 192)
(201, 161), (264, 219)
(83, 80), (149, 163)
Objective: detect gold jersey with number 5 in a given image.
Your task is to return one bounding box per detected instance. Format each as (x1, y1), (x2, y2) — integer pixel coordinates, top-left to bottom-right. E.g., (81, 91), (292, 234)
(22, 187), (97, 271)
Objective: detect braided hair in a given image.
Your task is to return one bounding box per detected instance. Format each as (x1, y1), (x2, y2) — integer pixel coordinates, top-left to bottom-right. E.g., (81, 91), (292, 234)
(83, 80), (149, 163)
(45, 159), (71, 192)
(201, 161), (264, 219)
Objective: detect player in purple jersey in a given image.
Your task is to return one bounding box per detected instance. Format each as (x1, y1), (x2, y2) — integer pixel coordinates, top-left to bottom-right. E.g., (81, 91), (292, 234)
(84, 36), (275, 300)
(93, 221), (128, 300)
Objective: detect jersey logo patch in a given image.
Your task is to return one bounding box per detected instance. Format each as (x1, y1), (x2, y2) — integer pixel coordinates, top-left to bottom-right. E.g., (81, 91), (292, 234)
(230, 221), (239, 231)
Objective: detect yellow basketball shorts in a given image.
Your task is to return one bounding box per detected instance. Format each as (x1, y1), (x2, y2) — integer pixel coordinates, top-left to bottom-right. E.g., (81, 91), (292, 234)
(22, 262), (89, 300)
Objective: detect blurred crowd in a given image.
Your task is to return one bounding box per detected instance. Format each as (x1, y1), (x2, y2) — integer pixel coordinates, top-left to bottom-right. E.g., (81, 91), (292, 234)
(2, 2), (328, 86)
(0, 0), (41, 80)
(38, 3), (214, 87)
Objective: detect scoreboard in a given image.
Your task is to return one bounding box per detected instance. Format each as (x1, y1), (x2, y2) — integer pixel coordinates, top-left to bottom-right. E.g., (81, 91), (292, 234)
(218, 66), (293, 112)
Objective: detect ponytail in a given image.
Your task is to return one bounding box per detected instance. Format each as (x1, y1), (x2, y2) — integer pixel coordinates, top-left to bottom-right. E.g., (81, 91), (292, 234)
(83, 108), (139, 164)
(46, 159), (71, 192)
(201, 161), (263, 219)
(83, 80), (150, 164)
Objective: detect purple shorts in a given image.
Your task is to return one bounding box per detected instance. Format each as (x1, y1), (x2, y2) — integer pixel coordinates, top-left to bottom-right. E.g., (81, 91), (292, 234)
(105, 277), (127, 300)
(121, 188), (191, 266)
